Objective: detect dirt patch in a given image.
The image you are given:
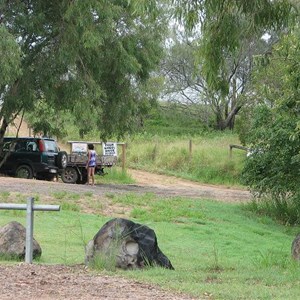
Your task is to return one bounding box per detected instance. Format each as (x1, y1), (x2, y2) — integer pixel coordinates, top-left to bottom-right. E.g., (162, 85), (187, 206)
(127, 169), (251, 202)
(0, 170), (250, 299)
(0, 264), (197, 300)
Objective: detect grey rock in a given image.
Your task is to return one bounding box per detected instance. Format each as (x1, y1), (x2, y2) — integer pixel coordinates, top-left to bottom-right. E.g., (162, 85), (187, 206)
(291, 233), (300, 260)
(0, 221), (42, 259)
(85, 218), (174, 270)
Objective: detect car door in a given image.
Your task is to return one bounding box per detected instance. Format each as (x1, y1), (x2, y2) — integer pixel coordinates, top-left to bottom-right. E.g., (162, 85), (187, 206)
(13, 139), (41, 168)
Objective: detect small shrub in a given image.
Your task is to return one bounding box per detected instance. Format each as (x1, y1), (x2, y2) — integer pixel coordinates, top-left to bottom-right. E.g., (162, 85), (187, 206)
(252, 250), (291, 269)
(60, 201), (80, 212)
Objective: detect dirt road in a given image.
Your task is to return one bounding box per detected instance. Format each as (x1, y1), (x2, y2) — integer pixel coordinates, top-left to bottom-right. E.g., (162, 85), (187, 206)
(127, 169), (251, 202)
(0, 169), (251, 203)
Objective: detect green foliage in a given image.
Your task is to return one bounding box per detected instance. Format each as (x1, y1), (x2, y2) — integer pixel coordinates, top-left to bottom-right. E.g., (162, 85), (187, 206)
(242, 106), (300, 197)
(0, 0), (167, 140)
(143, 102), (209, 136)
(0, 26), (22, 87)
(25, 102), (68, 138)
(171, 0), (296, 92)
(246, 196), (300, 226)
(240, 29), (300, 224)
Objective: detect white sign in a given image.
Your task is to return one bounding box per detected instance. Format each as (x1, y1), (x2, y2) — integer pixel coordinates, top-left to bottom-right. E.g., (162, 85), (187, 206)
(102, 142), (117, 156)
(72, 143), (88, 153)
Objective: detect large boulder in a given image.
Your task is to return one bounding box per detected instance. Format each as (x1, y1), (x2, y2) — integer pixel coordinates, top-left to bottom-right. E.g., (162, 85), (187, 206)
(85, 218), (174, 270)
(291, 233), (300, 260)
(0, 221), (42, 259)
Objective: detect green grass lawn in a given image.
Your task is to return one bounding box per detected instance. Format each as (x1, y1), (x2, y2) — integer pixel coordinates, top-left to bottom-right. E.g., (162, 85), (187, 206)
(0, 192), (299, 300)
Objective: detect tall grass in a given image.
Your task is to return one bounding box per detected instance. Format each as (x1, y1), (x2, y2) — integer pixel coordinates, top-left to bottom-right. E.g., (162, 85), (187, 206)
(245, 196), (300, 226)
(96, 167), (135, 184)
(125, 132), (246, 186)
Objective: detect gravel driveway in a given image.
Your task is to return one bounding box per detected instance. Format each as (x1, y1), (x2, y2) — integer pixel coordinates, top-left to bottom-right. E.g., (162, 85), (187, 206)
(0, 169), (251, 203)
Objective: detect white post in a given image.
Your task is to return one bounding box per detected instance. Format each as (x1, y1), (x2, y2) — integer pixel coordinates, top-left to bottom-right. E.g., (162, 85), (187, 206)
(25, 197), (34, 264)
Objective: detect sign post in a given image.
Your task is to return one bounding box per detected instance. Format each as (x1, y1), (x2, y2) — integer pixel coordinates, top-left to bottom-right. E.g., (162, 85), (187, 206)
(102, 142), (118, 157)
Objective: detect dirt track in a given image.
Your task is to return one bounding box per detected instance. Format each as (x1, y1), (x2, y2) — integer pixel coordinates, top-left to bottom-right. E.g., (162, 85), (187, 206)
(0, 169), (251, 203)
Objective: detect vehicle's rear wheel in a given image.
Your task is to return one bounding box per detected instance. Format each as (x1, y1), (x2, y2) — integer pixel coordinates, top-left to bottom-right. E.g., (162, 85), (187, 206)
(61, 167), (78, 184)
(15, 165), (33, 179)
(56, 151), (68, 169)
(76, 173), (88, 185)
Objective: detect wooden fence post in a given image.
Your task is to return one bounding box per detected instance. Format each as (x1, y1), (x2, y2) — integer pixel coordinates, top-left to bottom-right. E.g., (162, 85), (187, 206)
(229, 144), (249, 158)
(122, 143), (126, 172)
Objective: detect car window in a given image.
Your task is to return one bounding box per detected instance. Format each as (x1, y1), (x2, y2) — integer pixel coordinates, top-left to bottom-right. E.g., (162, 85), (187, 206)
(44, 140), (59, 152)
(15, 141), (28, 152)
(26, 141), (38, 152)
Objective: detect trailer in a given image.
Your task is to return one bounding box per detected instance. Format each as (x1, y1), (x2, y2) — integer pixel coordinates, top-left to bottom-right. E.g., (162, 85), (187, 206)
(61, 141), (118, 184)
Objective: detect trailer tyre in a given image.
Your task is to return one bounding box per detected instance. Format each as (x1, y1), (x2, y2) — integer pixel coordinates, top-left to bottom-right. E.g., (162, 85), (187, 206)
(61, 167), (78, 184)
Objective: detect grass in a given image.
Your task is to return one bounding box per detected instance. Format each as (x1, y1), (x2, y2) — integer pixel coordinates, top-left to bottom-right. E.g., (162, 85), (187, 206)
(125, 132), (246, 187)
(96, 167), (135, 184)
(0, 192), (300, 299)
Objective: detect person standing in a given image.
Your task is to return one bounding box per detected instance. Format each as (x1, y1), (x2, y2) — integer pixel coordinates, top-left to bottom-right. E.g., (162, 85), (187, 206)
(86, 143), (97, 185)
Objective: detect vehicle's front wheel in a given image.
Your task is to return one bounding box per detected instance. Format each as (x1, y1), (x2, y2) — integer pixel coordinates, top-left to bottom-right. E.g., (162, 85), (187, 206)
(61, 167), (78, 184)
(15, 165), (33, 179)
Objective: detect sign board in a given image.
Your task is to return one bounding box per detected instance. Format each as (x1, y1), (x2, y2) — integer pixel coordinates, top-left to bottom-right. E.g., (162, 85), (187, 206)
(102, 142), (117, 156)
(72, 143), (88, 153)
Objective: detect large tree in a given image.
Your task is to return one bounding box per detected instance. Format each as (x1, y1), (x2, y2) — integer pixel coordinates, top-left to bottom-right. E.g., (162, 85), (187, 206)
(161, 28), (273, 130)
(171, 0), (296, 92)
(165, 0), (297, 130)
(240, 28), (300, 223)
(0, 0), (166, 143)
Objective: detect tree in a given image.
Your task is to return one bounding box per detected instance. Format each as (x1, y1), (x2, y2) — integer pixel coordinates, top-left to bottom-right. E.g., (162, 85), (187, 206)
(161, 22), (277, 130)
(171, 0), (296, 92)
(240, 29), (300, 224)
(0, 0), (167, 145)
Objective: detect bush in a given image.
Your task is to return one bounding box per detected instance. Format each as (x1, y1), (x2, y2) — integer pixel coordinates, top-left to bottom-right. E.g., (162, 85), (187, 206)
(241, 106), (300, 224)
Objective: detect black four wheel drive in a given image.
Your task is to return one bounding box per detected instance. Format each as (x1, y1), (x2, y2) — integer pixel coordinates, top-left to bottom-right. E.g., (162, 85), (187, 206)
(0, 137), (68, 180)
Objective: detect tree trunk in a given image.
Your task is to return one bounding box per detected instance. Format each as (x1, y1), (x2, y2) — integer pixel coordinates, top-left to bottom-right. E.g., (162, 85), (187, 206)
(223, 105), (242, 130)
(0, 118), (8, 144)
(0, 118), (9, 162)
